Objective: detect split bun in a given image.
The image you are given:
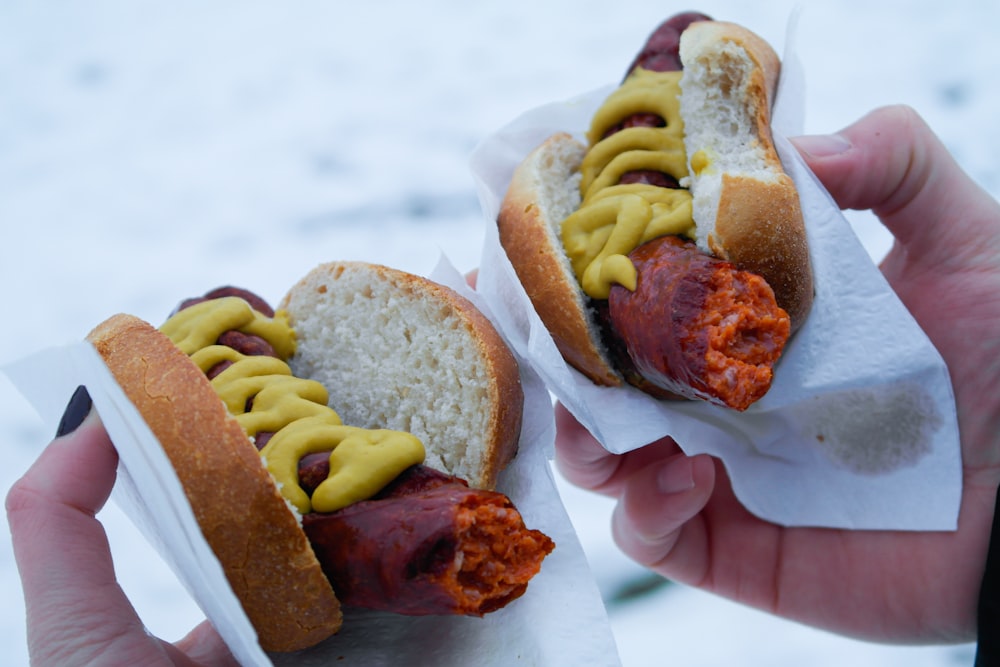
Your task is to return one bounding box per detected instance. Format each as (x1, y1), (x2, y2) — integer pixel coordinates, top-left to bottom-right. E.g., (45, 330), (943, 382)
(497, 19), (812, 389)
(88, 262), (524, 652)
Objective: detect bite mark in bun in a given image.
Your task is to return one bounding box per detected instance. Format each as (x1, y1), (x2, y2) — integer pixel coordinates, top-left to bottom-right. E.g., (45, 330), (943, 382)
(680, 21), (813, 328)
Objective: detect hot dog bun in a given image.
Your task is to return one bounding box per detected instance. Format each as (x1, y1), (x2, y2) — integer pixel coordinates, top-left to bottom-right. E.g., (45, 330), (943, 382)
(279, 261), (522, 490)
(87, 262), (524, 652)
(88, 313), (342, 653)
(497, 19), (812, 390)
(680, 21), (812, 327)
(497, 134), (620, 386)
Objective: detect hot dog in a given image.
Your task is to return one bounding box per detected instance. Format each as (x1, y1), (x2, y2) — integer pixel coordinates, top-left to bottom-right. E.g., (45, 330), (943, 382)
(497, 13), (813, 410)
(86, 262), (553, 653)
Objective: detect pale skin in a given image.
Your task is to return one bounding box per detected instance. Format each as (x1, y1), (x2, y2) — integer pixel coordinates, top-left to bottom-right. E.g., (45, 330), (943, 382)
(5, 411), (238, 666)
(555, 104), (1000, 644)
(6, 105), (996, 665)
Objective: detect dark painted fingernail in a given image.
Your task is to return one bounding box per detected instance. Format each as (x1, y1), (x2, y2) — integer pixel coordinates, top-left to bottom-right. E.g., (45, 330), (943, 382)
(56, 385), (92, 437)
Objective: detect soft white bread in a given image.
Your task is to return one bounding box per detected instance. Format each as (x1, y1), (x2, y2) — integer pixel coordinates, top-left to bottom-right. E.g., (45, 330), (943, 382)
(679, 20), (813, 327)
(88, 314), (342, 653)
(497, 20), (812, 391)
(279, 261), (523, 490)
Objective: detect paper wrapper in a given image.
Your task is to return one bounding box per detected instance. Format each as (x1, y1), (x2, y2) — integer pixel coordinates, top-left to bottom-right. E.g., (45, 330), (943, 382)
(4, 258), (622, 667)
(469, 20), (962, 531)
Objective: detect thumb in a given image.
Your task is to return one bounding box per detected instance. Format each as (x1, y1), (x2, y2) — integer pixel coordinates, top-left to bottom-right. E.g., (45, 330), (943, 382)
(791, 104), (1000, 267)
(6, 411), (171, 664)
(170, 620), (238, 666)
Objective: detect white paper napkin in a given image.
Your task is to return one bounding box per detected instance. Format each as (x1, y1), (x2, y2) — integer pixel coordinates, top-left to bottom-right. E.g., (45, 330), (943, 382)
(468, 19), (961, 531)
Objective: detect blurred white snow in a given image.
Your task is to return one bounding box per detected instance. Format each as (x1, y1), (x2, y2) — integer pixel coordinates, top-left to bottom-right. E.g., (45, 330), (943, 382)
(1, 1), (994, 664)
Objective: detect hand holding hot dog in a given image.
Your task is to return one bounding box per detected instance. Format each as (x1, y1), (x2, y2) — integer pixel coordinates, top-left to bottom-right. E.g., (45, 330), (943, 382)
(554, 105), (1000, 644)
(5, 391), (239, 667)
(81, 263), (552, 653)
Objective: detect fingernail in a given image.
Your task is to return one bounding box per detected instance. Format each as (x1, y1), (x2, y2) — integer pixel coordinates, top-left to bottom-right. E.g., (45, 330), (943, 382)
(790, 133), (852, 158)
(657, 456), (695, 495)
(56, 385), (92, 437)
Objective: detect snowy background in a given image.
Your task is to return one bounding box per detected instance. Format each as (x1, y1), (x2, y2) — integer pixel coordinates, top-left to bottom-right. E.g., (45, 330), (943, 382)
(1, 1), (996, 665)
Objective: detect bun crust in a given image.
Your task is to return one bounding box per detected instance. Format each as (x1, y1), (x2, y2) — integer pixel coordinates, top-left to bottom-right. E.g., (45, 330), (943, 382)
(710, 174), (813, 327)
(497, 133), (622, 386)
(680, 21), (813, 327)
(279, 262), (523, 490)
(87, 314), (342, 653)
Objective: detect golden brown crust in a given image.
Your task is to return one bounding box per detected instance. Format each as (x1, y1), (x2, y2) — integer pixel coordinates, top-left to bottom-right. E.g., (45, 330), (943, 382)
(711, 173), (813, 327)
(279, 261), (524, 490)
(497, 133), (622, 387)
(682, 21), (814, 328)
(87, 314), (341, 653)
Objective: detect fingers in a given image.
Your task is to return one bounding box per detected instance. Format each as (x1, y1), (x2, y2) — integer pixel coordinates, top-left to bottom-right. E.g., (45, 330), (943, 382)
(553, 402), (719, 585)
(553, 402), (682, 496)
(791, 105), (1000, 266)
(9, 411), (117, 520)
(610, 453), (716, 585)
(8, 396), (238, 665)
(170, 621), (239, 666)
(553, 402), (621, 494)
(5, 414), (165, 664)
(6, 414), (119, 579)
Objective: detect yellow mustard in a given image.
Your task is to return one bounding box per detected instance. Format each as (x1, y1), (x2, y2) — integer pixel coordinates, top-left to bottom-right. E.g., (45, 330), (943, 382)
(259, 420), (424, 513)
(161, 297), (296, 359)
(560, 68), (696, 299)
(160, 296), (425, 514)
